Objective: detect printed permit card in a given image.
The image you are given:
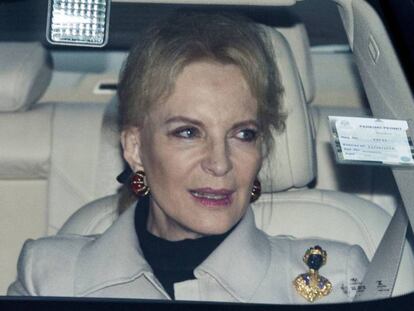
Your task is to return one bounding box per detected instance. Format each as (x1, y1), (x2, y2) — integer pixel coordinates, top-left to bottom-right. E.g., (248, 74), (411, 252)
(328, 116), (414, 166)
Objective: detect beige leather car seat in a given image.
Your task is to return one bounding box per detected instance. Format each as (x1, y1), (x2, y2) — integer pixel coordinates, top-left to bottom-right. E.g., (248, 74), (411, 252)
(0, 42), (53, 293)
(58, 27), (414, 296)
(0, 42), (110, 293)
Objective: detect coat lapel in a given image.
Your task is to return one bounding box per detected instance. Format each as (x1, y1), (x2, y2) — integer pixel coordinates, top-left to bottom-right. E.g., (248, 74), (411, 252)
(74, 205), (167, 297)
(195, 207), (271, 302)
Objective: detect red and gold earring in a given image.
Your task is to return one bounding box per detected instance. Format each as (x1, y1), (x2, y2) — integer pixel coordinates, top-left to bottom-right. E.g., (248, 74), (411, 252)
(130, 170), (150, 197)
(250, 179), (261, 203)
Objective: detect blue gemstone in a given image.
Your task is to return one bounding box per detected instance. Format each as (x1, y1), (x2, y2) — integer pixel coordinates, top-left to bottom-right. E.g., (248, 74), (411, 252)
(307, 254), (323, 270)
(318, 281), (325, 289)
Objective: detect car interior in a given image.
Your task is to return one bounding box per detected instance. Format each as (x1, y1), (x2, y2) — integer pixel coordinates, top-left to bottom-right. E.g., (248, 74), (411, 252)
(1, 0), (414, 304)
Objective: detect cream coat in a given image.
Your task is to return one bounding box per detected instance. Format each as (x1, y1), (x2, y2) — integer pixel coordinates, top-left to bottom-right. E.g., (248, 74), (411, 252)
(8, 206), (368, 304)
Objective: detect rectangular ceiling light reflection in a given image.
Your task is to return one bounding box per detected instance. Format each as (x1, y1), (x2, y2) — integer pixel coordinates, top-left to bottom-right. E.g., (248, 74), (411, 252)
(47, 0), (110, 47)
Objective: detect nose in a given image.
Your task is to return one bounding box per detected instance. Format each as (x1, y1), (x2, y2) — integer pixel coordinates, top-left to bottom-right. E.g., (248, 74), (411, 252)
(201, 139), (233, 176)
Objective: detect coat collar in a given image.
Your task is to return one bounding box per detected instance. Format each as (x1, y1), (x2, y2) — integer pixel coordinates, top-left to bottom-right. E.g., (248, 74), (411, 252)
(74, 203), (271, 301)
(74, 205), (156, 296)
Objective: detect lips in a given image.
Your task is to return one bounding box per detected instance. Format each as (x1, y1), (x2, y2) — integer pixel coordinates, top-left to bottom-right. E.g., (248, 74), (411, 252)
(189, 188), (234, 207)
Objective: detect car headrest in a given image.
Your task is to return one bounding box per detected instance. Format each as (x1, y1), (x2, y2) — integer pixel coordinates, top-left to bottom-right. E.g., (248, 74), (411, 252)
(0, 42), (52, 112)
(258, 26), (316, 192)
(278, 23), (315, 103)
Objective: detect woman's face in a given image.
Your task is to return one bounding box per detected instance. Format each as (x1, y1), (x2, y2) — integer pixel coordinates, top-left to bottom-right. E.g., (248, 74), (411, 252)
(122, 61), (262, 241)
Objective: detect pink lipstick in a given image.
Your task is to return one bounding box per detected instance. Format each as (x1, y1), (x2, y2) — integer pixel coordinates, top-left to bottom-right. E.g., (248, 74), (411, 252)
(189, 188), (234, 207)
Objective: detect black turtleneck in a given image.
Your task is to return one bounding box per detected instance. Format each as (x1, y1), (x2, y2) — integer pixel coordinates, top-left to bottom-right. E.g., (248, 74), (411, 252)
(134, 195), (233, 299)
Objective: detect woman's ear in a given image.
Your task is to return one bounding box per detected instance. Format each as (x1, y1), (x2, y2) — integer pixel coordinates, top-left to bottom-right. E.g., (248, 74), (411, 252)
(121, 127), (143, 172)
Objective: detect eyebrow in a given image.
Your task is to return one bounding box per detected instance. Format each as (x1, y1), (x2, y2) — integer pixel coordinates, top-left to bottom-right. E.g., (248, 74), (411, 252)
(232, 120), (260, 130)
(165, 116), (204, 127)
(165, 116), (259, 130)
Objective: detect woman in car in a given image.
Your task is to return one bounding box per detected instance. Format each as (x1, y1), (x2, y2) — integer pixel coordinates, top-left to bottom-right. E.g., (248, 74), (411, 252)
(8, 13), (368, 303)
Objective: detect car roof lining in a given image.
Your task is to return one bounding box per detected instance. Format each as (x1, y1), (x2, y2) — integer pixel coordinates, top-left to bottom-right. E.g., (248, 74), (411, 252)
(0, 0), (348, 50)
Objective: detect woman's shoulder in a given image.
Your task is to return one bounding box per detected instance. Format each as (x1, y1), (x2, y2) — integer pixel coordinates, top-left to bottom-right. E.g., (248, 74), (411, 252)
(263, 235), (369, 303)
(267, 234), (367, 256)
(267, 234), (368, 271)
(8, 234), (97, 296)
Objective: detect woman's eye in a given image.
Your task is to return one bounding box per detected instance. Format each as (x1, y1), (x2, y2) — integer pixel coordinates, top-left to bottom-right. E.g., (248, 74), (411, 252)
(172, 127), (200, 139)
(236, 129), (258, 142)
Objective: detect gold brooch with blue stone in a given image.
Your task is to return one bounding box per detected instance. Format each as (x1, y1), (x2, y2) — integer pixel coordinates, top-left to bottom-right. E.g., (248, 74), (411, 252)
(293, 245), (332, 303)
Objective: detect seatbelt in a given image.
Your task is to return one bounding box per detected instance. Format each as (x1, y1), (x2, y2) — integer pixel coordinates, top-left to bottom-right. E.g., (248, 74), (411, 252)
(353, 202), (409, 301)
